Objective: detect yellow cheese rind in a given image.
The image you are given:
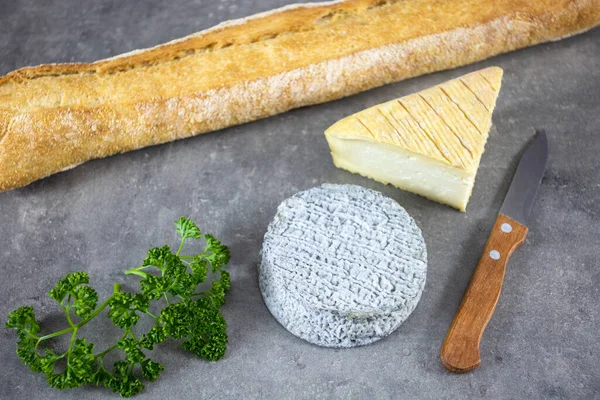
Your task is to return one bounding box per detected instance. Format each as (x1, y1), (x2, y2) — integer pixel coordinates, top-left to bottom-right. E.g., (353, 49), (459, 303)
(324, 67), (503, 211)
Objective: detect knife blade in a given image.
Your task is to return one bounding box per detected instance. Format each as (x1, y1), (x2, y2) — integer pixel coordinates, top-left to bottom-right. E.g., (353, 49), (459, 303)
(500, 130), (549, 224)
(440, 130), (549, 373)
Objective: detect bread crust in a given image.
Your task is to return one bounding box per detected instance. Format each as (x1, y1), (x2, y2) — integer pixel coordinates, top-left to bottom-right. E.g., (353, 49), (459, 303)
(1, 0), (598, 191)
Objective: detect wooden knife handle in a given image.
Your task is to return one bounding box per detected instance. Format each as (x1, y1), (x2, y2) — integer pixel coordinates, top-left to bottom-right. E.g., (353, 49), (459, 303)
(440, 213), (528, 373)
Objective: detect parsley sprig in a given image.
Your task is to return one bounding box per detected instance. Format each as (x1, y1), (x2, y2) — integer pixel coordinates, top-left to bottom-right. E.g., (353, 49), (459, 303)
(5, 217), (230, 397)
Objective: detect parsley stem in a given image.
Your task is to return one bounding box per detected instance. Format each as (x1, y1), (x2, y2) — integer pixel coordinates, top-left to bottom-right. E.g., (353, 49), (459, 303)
(66, 327), (78, 364)
(65, 308), (76, 328)
(127, 327), (137, 340)
(176, 239), (185, 256)
(94, 344), (117, 360)
(75, 295), (115, 328)
(124, 269), (149, 279)
(38, 285), (121, 343)
(94, 330), (128, 360)
(179, 250), (207, 260)
(127, 265), (147, 270)
(38, 326), (75, 342)
(24, 330), (40, 341)
(164, 294), (170, 305)
(143, 311), (158, 319)
(124, 265), (150, 276)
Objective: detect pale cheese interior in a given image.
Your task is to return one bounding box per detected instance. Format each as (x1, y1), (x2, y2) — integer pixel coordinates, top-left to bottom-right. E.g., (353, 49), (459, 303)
(324, 67), (503, 211)
(327, 135), (475, 211)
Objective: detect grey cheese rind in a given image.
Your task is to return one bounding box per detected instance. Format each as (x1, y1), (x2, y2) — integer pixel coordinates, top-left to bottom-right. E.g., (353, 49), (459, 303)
(259, 184), (427, 348)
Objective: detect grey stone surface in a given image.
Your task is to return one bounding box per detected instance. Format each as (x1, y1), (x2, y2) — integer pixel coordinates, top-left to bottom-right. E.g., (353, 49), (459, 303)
(259, 184), (427, 348)
(0, 0), (599, 399)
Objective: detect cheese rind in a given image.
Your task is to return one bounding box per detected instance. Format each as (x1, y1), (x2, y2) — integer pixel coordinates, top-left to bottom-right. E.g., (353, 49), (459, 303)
(324, 67), (503, 211)
(259, 184), (427, 348)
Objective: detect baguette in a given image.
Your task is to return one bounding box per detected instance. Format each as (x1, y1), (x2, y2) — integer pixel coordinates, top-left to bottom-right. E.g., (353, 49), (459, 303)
(1, 0), (598, 192)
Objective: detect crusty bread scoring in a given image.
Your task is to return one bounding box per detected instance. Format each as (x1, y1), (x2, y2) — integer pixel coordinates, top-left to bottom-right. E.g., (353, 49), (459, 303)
(0, 0), (598, 192)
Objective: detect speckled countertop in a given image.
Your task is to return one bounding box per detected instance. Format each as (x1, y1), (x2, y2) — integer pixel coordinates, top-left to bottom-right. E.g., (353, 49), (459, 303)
(1, 1), (599, 399)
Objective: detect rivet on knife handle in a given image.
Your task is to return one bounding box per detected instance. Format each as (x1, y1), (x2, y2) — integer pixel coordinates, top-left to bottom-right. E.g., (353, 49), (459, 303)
(440, 214), (528, 373)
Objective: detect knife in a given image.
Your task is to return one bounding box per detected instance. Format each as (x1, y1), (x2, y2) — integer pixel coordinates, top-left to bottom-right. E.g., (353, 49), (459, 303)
(440, 130), (549, 373)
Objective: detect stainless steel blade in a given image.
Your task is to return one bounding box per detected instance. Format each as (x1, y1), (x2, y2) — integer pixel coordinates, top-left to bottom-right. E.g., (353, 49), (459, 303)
(499, 130), (549, 225)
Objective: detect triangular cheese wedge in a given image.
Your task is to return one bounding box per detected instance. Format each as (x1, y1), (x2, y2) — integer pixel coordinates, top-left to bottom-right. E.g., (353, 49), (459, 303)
(324, 67), (503, 211)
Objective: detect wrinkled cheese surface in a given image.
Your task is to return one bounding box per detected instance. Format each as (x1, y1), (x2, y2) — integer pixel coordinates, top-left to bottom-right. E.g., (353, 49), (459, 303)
(259, 184), (427, 348)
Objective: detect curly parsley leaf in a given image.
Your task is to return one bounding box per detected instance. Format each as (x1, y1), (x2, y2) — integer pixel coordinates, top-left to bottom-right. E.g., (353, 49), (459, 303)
(108, 293), (148, 329)
(5, 217), (230, 397)
(164, 253), (186, 278)
(174, 217), (202, 240)
(139, 325), (167, 350)
(5, 306), (40, 333)
(108, 361), (145, 399)
(203, 234), (231, 273)
(117, 338), (145, 364)
(140, 359), (164, 382)
(140, 275), (170, 300)
(46, 338), (95, 390)
(182, 300), (228, 361)
(48, 272), (89, 303)
(189, 257), (208, 285)
(160, 302), (193, 339)
(71, 285), (99, 319)
(38, 349), (62, 375)
(209, 271), (231, 308)
(142, 245), (171, 269)
(16, 335), (44, 372)
(46, 272), (99, 319)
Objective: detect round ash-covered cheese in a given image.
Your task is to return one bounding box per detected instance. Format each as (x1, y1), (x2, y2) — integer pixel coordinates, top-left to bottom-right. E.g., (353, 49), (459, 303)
(259, 184), (427, 348)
